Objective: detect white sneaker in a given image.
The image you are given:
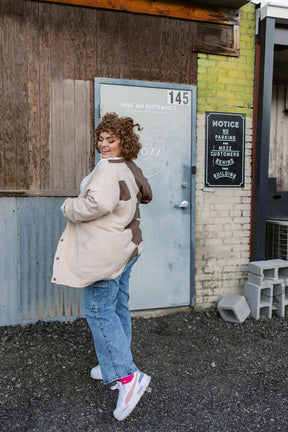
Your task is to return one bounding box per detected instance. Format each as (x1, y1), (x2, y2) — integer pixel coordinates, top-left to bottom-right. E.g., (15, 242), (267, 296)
(111, 371), (151, 421)
(90, 365), (103, 380)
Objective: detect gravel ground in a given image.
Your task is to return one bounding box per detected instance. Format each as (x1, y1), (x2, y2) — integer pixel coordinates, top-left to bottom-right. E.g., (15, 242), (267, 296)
(0, 309), (288, 432)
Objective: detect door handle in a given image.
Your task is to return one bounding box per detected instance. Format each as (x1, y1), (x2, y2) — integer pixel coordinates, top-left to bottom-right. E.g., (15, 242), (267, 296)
(175, 200), (189, 209)
(179, 200), (189, 209)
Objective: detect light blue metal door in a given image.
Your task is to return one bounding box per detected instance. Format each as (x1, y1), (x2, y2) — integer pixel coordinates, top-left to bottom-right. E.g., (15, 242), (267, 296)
(95, 78), (196, 310)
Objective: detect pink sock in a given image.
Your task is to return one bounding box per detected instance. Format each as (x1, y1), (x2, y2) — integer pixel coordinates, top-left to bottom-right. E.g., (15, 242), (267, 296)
(119, 374), (134, 385)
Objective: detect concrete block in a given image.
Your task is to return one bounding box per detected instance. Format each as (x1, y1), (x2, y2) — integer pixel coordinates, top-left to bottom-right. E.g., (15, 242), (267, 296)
(273, 283), (288, 318)
(248, 259), (288, 280)
(244, 282), (273, 319)
(218, 295), (250, 323)
(248, 273), (284, 286)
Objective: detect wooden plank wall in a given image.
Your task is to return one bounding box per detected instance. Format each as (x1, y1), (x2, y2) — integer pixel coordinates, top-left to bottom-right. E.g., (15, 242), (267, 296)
(0, 0), (198, 194)
(269, 84), (288, 192)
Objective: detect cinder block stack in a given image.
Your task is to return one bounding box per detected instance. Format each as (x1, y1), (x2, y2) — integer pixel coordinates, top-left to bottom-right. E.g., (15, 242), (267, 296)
(244, 259), (288, 319)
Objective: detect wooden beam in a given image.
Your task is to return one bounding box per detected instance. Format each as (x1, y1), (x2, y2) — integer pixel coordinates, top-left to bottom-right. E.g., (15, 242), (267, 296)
(30, 0), (240, 25)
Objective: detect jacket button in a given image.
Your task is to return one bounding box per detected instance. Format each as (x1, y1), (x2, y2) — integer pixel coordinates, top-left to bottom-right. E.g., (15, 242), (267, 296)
(56, 257), (60, 260)
(60, 239), (64, 241)
(53, 278), (56, 281)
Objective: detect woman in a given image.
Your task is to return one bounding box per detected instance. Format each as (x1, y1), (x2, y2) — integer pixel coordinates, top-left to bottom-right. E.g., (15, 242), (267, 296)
(52, 112), (153, 421)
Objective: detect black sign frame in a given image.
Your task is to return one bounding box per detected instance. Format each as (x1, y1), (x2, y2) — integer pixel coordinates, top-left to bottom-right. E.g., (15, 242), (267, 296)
(205, 112), (246, 187)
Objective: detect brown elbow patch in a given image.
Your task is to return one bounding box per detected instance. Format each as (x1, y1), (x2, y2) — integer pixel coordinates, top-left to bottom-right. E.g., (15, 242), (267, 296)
(119, 180), (131, 201)
(126, 218), (143, 245)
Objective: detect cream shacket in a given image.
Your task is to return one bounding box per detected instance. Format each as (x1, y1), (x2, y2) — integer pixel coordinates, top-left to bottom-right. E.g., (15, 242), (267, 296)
(51, 159), (152, 288)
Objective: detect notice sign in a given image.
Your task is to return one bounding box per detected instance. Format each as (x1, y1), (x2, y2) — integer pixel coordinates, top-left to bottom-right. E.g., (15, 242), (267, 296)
(205, 112), (245, 187)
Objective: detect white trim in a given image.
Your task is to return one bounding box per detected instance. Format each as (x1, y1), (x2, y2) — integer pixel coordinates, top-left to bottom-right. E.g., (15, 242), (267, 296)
(258, 1), (288, 22)
(261, 4), (288, 19)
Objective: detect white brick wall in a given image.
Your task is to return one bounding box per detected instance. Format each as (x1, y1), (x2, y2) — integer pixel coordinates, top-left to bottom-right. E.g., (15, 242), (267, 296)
(195, 114), (253, 307)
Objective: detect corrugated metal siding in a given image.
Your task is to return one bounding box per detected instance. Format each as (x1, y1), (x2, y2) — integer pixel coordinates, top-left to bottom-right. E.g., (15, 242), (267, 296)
(0, 198), (18, 326)
(0, 197), (83, 326)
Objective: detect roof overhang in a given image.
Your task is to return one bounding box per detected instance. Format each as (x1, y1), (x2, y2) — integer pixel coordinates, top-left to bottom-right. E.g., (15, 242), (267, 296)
(256, 0), (288, 23)
(29, 0), (247, 25)
(32, 0), (251, 13)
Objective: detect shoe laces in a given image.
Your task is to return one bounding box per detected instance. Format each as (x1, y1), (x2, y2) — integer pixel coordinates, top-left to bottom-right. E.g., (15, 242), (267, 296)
(111, 381), (122, 391)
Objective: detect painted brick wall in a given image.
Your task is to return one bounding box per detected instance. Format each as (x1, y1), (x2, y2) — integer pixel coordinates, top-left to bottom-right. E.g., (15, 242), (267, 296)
(195, 3), (255, 306)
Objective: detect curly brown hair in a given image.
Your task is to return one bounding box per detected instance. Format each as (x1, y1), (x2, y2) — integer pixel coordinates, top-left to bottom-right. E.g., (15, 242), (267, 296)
(95, 112), (142, 160)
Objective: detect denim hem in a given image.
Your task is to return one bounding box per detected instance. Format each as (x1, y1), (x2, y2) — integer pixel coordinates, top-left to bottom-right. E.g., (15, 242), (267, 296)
(103, 368), (139, 385)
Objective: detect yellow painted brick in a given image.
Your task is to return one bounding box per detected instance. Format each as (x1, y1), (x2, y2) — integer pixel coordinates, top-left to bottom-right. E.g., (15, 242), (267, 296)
(217, 76), (239, 85)
(208, 97), (226, 105)
(226, 85), (245, 92)
(208, 83), (226, 91)
(241, 33), (255, 43)
(205, 77), (219, 85)
(234, 63), (252, 71)
(241, 50), (256, 59)
(216, 91), (236, 99)
(199, 59), (218, 67)
(227, 69), (248, 78)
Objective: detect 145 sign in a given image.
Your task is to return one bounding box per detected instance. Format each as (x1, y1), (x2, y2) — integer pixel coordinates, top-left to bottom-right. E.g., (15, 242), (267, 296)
(168, 90), (190, 105)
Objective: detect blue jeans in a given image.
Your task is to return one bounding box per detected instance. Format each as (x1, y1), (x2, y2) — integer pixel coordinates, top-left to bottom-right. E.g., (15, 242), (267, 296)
(83, 255), (140, 385)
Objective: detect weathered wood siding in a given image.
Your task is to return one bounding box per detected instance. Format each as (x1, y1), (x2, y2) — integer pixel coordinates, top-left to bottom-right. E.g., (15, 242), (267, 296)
(0, 0), (197, 194)
(269, 84), (288, 192)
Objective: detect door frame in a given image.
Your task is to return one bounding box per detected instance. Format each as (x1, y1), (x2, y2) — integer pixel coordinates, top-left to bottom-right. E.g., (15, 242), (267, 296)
(94, 78), (197, 306)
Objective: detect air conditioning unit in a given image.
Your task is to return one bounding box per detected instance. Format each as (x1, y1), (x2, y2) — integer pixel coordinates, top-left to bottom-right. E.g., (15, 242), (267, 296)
(266, 218), (288, 260)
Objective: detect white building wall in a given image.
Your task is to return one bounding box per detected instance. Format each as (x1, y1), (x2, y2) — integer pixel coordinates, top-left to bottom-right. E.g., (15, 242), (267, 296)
(194, 114), (253, 306)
